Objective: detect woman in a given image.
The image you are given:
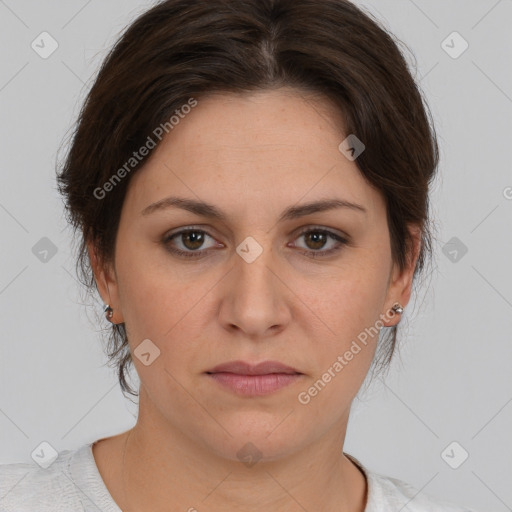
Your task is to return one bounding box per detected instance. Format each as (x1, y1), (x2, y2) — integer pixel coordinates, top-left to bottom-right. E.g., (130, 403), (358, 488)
(0, 0), (478, 510)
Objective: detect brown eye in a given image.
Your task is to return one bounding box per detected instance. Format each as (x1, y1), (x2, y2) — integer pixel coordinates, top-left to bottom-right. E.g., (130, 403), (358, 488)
(163, 229), (218, 258)
(179, 230), (206, 250)
(303, 231), (329, 250)
(293, 228), (348, 258)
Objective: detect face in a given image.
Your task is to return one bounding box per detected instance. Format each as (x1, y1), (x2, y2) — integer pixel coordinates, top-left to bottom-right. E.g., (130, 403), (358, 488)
(89, 87), (419, 463)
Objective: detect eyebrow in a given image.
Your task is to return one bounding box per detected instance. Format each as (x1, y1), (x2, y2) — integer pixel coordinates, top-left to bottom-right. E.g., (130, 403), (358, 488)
(141, 196), (367, 222)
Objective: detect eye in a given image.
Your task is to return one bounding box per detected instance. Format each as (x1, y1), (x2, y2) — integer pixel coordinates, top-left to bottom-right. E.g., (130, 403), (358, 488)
(163, 226), (349, 259)
(163, 228), (219, 258)
(292, 227), (348, 258)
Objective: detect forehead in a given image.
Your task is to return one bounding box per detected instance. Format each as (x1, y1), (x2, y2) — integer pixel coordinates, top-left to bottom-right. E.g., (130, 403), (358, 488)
(181, 87), (346, 150)
(122, 88), (383, 223)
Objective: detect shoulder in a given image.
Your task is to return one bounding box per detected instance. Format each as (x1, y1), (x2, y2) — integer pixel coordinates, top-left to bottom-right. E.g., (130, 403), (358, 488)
(345, 453), (479, 512)
(368, 471), (479, 511)
(0, 446), (86, 511)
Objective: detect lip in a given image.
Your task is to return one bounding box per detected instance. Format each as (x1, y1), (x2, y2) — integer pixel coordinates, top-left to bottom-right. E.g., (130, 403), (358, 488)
(206, 360), (301, 375)
(205, 360), (303, 397)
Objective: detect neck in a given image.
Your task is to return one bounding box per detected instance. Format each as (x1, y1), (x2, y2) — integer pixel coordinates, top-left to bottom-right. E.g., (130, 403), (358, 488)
(115, 395), (367, 512)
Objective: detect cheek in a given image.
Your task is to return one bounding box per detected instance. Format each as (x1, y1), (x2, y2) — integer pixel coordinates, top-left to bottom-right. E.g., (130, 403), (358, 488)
(301, 258), (388, 340)
(294, 257), (389, 385)
(119, 273), (204, 348)
(293, 280), (382, 417)
(113, 239), (200, 349)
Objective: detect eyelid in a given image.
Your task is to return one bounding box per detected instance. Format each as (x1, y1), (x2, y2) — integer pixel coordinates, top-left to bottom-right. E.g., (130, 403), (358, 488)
(293, 224), (350, 241)
(164, 224), (350, 242)
(289, 226), (349, 256)
(164, 224), (217, 239)
(163, 226), (222, 248)
(163, 224), (350, 259)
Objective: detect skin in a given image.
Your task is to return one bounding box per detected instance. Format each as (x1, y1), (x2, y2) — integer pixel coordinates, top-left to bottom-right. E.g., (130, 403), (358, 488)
(88, 87), (421, 512)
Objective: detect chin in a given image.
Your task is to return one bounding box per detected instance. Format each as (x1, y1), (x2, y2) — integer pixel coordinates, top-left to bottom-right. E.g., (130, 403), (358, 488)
(195, 419), (308, 465)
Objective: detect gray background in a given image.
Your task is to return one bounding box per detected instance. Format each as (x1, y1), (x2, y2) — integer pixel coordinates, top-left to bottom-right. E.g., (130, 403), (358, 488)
(0, 1), (511, 510)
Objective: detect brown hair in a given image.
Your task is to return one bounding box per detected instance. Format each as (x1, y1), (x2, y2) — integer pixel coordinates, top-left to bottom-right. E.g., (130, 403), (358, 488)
(56, 0), (439, 398)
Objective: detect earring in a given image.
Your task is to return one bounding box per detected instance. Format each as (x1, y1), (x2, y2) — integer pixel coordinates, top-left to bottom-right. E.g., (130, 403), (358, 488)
(391, 302), (404, 314)
(104, 304), (114, 320)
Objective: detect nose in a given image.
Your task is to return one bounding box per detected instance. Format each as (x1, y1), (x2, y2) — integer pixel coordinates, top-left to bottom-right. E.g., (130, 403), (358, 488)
(217, 239), (291, 340)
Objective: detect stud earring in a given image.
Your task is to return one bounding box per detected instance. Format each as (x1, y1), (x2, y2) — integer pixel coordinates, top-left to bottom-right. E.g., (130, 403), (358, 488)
(391, 302), (404, 314)
(104, 304), (114, 320)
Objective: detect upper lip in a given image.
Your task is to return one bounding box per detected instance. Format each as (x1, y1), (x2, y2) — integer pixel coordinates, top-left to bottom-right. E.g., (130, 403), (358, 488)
(206, 360), (301, 375)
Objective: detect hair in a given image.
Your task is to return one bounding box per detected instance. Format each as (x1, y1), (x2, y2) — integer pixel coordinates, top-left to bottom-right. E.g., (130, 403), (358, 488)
(56, 0), (439, 399)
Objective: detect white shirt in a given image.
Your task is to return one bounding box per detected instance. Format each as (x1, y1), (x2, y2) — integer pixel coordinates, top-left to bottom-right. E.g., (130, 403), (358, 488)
(0, 443), (478, 511)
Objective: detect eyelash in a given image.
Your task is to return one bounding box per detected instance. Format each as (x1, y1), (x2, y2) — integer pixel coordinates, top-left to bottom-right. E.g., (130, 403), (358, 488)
(163, 226), (348, 259)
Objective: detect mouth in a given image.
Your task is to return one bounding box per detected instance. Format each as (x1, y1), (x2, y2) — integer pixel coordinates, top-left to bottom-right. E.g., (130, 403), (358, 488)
(205, 360), (303, 396)
(206, 360), (302, 376)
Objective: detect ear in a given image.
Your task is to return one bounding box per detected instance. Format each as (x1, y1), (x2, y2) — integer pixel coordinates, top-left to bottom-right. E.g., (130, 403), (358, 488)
(87, 238), (124, 325)
(381, 224), (422, 327)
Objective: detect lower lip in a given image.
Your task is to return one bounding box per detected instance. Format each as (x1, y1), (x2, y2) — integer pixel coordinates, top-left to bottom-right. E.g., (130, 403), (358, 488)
(207, 372), (302, 396)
